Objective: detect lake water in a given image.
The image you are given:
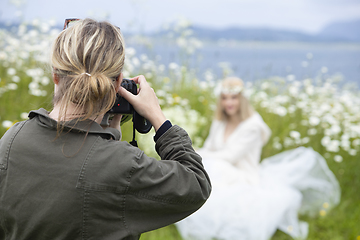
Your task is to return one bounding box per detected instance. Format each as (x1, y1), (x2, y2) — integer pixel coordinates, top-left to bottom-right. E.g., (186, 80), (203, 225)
(130, 41), (360, 87)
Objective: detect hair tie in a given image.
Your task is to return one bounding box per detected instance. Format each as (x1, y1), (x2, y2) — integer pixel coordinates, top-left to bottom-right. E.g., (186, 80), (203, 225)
(81, 72), (91, 77)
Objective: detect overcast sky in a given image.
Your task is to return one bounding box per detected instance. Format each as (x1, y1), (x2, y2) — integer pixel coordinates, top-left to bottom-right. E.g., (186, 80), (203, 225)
(1, 0), (360, 33)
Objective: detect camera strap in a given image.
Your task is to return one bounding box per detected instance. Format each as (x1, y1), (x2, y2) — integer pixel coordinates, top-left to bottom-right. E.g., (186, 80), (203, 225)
(129, 113), (138, 147)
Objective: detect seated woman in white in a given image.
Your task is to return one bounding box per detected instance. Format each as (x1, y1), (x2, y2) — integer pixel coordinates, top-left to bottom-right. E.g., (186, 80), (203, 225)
(176, 77), (340, 240)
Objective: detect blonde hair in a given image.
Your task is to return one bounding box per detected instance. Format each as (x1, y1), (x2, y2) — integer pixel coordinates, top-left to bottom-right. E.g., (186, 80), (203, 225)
(51, 18), (125, 125)
(215, 77), (254, 122)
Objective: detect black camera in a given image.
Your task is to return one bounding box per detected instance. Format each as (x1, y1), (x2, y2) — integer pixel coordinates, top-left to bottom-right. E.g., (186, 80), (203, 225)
(108, 78), (137, 116)
(101, 79), (152, 136)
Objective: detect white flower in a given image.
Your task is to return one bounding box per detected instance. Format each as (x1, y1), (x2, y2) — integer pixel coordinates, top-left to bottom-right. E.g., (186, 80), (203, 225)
(169, 62), (179, 70)
(26, 68), (44, 78)
(284, 137), (294, 147)
(349, 149), (357, 156)
(341, 139), (350, 149)
(145, 72), (153, 79)
(289, 86), (299, 96)
(309, 116), (320, 126)
(203, 70), (214, 82)
(320, 104), (331, 113)
(156, 90), (167, 97)
(2, 120), (14, 129)
(180, 99), (189, 106)
(176, 37), (186, 48)
(28, 29), (39, 38)
(296, 101), (307, 109)
(286, 75), (295, 81)
(7, 83), (18, 90)
(260, 101), (270, 110)
(125, 47), (136, 56)
(29, 82), (39, 90)
(290, 131), (301, 139)
(288, 105), (297, 114)
(352, 139), (360, 147)
(306, 86), (314, 95)
(40, 22), (50, 33)
(173, 96), (181, 104)
(32, 19), (40, 26)
(12, 76), (20, 83)
(273, 142), (282, 150)
(158, 64), (165, 72)
(20, 112), (28, 119)
(330, 124), (341, 135)
(7, 68), (16, 75)
(275, 106), (287, 117)
(166, 96), (174, 105)
(261, 82), (270, 90)
(140, 54), (148, 62)
(327, 140), (340, 152)
(341, 134), (350, 141)
(132, 57), (140, 67)
(321, 136), (331, 147)
(334, 155), (343, 163)
(324, 128), (332, 136)
(41, 76), (50, 86)
(199, 81), (208, 90)
(122, 70), (130, 78)
(308, 128), (317, 135)
(158, 99), (165, 105)
(0, 51), (7, 60)
(302, 137), (310, 144)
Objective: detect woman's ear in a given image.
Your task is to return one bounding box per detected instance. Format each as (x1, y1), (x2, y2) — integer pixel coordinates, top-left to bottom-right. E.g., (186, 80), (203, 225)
(52, 72), (60, 85)
(115, 73), (123, 92)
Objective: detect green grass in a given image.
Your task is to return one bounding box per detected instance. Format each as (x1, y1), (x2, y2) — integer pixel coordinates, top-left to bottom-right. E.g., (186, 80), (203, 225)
(1, 66), (360, 240)
(1, 25), (359, 240)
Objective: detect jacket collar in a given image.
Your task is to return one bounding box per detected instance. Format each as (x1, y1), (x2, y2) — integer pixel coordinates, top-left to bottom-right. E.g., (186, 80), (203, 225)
(28, 108), (121, 140)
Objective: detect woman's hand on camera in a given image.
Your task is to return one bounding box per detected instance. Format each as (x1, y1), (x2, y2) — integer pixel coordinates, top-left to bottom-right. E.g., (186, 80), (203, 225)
(119, 75), (166, 131)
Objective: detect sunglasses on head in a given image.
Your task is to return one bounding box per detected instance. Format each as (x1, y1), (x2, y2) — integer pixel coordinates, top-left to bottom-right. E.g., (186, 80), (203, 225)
(63, 18), (121, 31)
(63, 18), (80, 30)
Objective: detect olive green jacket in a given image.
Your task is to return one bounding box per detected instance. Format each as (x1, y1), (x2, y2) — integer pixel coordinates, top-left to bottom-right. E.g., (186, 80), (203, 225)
(0, 109), (211, 240)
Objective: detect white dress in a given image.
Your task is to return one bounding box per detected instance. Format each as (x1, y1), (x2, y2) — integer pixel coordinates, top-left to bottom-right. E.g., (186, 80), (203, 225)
(176, 112), (340, 240)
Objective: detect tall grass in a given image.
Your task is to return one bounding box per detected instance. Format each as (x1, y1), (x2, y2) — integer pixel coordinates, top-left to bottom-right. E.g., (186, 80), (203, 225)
(0, 19), (359, 240)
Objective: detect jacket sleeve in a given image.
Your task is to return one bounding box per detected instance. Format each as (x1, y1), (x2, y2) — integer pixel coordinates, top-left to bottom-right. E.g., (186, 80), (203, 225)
(124, 125), (212, 235)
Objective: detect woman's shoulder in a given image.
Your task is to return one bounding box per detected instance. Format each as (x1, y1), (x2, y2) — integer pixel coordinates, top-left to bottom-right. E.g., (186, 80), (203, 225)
(245, 112), (268, 126)
(239, 112), (262, 128)
(209, 119), (225, 130)
(235, 112), (271, 143)
(88, 139), (145, 173)
(0, 120), (28, 144)
(248, 112), (272, 143)
(103, 139), (144, 158)
(211, 119), (223, 126)
(249, 111), (264, 121)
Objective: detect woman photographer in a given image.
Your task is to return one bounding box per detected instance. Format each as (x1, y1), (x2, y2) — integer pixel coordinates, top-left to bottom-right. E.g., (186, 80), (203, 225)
(0, 18), (211, 240)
